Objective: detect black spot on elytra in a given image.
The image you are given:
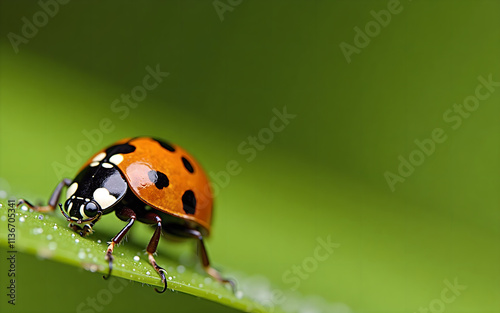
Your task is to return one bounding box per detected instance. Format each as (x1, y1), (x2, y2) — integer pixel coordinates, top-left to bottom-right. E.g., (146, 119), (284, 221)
(105, 143), (136, 157)
(182, 157), (194, 173)
(181, 190), (196, 215)
(148, 170), (169, 189)
(153, 138), (175, 152)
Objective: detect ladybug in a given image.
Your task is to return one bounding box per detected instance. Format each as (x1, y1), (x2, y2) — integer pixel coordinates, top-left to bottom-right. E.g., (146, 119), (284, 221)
(19, 137), (235, 293)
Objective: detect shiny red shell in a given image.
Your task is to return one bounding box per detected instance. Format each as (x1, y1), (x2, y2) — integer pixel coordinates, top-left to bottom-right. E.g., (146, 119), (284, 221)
(81, 137), (214, 235)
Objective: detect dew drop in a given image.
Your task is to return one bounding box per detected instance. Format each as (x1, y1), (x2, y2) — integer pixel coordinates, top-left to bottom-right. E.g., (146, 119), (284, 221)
(75, 239), (80, 243)
(46, 234), (53, 240)
(53, 225), (58, 230)
(121, 264), (125, 267)
(20, 205), (28, 212)
(32, 228), (43, 235)
(198, 283), (203, 288)
(37, 248), (53, 259)
(176, 265), (185, 273)
(38, 215), (44, 220)
(48, 242), (57, 250)
(146, 271), (151, 275)
(19, 216), (25, 222)
(235, 291), (243, 299)
(78, 250), (86, 259)
(133, 256), (140, 262)
(1, 216), (5, 221)
(97, 239), (102, 244)
(71, 234), (75, 238)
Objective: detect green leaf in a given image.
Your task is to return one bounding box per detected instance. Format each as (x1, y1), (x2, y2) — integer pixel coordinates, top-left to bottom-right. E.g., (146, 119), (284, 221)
(0, 197), (276, 313)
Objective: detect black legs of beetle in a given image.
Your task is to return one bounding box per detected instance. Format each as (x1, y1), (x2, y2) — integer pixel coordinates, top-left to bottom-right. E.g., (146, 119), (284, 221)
(104, 208), (167, 293)
(104, 207), (136, 280)
(47, 178), (73, 208)
(196, 233), (236, 293)
(104, 210), (234, 294)
(169, 226), (236, 293)
(17, 178), (72, 212)
(194, 230), (236, 293)
(140, 212), (167, 293)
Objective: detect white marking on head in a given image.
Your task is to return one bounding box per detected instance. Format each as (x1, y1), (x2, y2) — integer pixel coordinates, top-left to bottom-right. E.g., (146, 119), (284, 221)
(92, 152), (106, 162)
(66, 182), (78, 199)
(67, 202), (73, 211)
(102, 163), (113, 169)
(93, 188), (117, 209)
(90, 162), (99, 167)
(109, 154), (124, 166)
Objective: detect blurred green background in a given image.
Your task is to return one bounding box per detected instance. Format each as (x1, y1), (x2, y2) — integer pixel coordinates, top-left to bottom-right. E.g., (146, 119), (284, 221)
(1, 0), (499, 312)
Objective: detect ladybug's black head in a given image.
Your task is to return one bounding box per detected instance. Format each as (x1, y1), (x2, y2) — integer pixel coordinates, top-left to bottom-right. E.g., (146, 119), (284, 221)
(60, 162), (128, 236)
(59, 197), (103, 235)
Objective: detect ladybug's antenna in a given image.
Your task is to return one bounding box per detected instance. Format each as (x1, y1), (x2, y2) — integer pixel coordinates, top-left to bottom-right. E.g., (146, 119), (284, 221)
(59, 203), (72, 221)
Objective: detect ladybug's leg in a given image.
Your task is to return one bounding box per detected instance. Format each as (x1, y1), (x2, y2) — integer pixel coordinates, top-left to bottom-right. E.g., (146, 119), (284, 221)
(139, 212), (167, 293)
(17, 178), (72, 212)
(103, 207), (136, 280)
(171, 227), (236, 293)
